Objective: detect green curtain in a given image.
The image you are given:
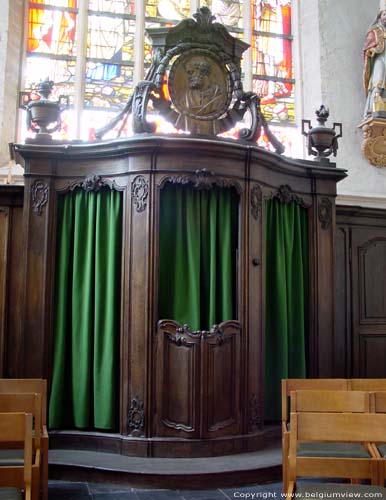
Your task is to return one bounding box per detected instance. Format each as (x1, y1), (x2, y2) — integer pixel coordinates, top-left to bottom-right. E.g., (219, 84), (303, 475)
(49, 187), (122, 431)
(264, 198), (309, 421)
(158, 183), (238, 331)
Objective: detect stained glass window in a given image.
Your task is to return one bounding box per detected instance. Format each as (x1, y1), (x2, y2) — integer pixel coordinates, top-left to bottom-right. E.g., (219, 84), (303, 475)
(203, 0), (243, 30)
(251, 0), (294, 124)
(24, 0), (295, 146)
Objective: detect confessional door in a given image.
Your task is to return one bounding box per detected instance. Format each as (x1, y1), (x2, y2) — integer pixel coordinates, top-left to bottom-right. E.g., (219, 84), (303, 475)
(351, 227), (386, 377)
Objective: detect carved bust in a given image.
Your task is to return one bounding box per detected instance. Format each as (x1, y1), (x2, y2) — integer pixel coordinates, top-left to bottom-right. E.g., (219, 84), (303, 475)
(169, 49), (232, 121)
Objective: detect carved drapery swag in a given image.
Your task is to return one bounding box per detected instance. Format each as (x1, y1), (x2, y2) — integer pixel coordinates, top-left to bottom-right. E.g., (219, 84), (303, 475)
(96, 8), (284, 154)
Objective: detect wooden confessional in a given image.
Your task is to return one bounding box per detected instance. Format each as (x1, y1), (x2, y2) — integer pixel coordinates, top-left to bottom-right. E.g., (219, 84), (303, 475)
(0, 8), (346, 458)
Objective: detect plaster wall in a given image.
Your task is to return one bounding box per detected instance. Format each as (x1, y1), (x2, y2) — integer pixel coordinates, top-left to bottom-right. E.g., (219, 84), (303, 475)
(300, 0), (386, 204)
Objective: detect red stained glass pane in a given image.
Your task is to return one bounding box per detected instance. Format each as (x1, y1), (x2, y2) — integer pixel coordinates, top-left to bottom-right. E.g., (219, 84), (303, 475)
(28, 1), (77, 55)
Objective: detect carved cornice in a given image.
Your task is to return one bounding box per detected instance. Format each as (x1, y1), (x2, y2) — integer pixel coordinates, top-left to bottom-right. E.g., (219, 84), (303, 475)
(31, 180), (49, 215)
(251, 183), (262, 221)
(318, 197), (332, 230)
(127, 397), (145, 433)
(131, 175), (149, 213)
(159, 168), (241, 193)
(265, 184), (311, 208)
(249, 394), (263, 431)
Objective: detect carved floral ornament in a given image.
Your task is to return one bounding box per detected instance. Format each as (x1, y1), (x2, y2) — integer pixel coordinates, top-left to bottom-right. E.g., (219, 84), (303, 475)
(249, 394), (263, 431)
(127, 397), (145, 432)
(131, 175), (149, 212)
(31, 180), (49, 215)
(265, 184), (311, 209)
(251, 184), (262, 221)
(159, 168), (240, 192)
(63, 174), (122, 194)
(318, 198), (332, 230)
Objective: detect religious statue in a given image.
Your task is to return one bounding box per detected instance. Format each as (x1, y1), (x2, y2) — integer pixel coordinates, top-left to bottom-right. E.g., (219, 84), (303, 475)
(363, 4), (386, 116)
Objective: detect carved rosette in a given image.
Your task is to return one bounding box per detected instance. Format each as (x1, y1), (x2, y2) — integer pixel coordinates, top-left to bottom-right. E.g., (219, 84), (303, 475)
(131, 175), (149, 212)
(251, 184), (262, 221)
(127, 397), (145, 433)
(249, 394), (263, 431)
(318, 197), (332, 230)
(31, 180), (49, 215)
(359, 116), (386, 167)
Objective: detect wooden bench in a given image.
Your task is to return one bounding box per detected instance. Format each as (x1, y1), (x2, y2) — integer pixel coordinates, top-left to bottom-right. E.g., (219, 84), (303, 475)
(0, 380), (47, 500)
(0, 394), (41, 500)
(287, 411), (383, 493)
(281, 378), (349, 492)
(0, 412), (33, 500)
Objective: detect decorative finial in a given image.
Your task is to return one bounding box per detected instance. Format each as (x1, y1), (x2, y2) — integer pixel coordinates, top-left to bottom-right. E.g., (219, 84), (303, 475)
(315, 105), (329, 126)
(302, 105), (343, 163)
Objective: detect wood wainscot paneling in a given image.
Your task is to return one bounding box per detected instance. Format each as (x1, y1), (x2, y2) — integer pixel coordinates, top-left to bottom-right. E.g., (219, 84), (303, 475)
(0, 186), (24, 377)
(335, 206), (386, 378)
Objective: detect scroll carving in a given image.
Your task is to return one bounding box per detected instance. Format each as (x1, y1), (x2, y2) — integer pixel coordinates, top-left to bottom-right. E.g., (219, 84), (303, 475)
(265, 184), (311, 208)
(31, 180), (49, 215)
(159, 168), (240, 192)
(64, 175), (121, 193)
(251, 184), (262, 221)
(131, 175), (149, 213)
(318, 197), (332, 230)
(127, 397), (145, 433)
(158, 319), (240, 345)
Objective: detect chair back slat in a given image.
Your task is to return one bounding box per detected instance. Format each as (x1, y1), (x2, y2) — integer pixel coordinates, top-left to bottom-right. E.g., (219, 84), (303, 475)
(290, 390), (370, 413)
(0, 393), (41, 449)
(350, 379), (386, 391)
(294, 412), (386, 442)
(0, 379), (47, 427)
(282, 379), (349, 422)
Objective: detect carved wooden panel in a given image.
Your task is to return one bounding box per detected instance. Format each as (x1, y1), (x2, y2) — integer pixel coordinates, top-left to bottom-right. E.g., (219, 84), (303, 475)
(359, 335), (386, 378)
(201, 321), (241, 437)
(155, 321), (201, 437)
(358, 238), (386, 323)
(351, 226), (386, 377)
(0, 207), (9, 376)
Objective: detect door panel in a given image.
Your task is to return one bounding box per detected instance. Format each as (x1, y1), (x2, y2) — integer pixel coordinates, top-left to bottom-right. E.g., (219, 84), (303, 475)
(352, 228), (386, 377)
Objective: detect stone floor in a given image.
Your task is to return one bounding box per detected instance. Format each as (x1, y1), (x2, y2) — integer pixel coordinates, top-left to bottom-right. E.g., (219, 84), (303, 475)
(49, 480), (284, 500)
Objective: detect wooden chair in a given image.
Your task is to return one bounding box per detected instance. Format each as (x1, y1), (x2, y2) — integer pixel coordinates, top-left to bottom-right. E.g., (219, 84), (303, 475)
(0, 380), (48, 500)
(281, 378), (349, 492)
(369, 391), (386, 486)
(287, 411), (384, 494)
(0, 412), (33, 500)
(0, 394), (41, 500)
(291, 390), (372, 482)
